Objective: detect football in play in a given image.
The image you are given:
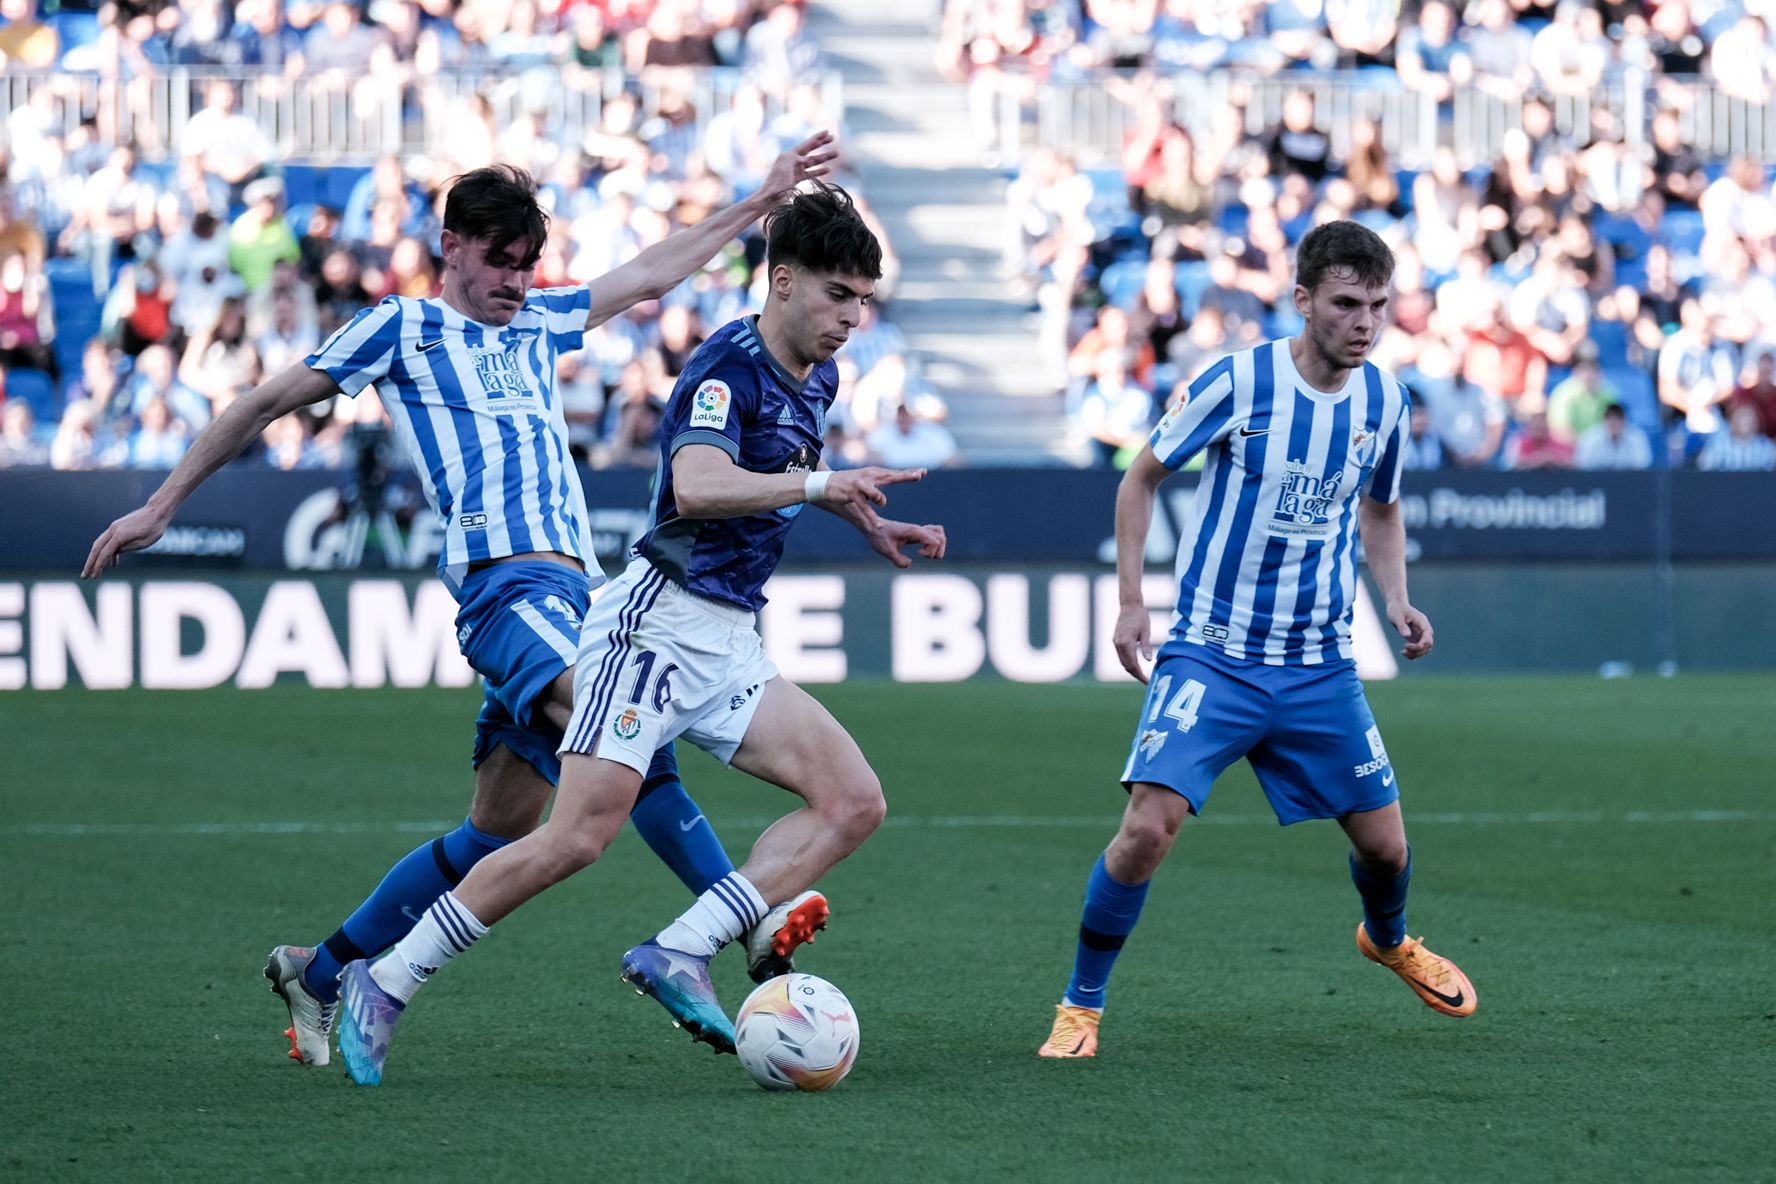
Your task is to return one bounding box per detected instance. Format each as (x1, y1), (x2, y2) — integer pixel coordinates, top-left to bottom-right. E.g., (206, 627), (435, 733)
(734, 973), (860, 1092)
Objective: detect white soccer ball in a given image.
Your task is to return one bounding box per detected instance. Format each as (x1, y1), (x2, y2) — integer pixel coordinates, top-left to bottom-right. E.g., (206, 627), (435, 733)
(734, 973), (860, 1092)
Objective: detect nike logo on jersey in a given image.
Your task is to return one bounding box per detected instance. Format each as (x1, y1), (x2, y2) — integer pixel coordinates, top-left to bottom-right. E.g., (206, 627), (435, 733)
(680, 815), (706, 832)
(1238, 425), (1269, 437)
(417, 338), (446, 352)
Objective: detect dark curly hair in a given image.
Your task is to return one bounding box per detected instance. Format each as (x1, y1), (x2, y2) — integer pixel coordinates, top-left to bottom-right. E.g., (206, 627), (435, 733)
(764, 182), (882, 280)
(442, 164), (549, 266)
(1295, 220), (1394, 295)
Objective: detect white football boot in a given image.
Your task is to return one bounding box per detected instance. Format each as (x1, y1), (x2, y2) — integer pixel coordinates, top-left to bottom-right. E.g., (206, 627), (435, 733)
(743, 891), (830, 983)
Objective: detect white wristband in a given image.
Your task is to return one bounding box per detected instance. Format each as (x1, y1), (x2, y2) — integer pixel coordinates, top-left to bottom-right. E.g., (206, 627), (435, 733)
(803, 471), (831, 504)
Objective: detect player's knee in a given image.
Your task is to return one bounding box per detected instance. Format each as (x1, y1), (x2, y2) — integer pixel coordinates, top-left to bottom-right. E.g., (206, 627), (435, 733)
(821, 772), (885, 844)
(1353, 839), (1408, 876)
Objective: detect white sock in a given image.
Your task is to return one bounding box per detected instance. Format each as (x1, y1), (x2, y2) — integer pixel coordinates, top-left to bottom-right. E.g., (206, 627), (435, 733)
(655, 873), (768, 958)
(369, 891), (489, 1004)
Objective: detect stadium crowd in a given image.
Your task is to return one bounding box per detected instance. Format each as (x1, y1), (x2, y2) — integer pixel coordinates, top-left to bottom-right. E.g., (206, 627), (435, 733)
(979, 0), (1776, 470)
(0, 0), (957, 471)
(3, 0), (1776, 473)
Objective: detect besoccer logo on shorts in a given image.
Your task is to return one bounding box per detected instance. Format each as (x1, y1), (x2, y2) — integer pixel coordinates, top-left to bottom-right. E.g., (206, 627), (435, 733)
(689, 379), (732, 429)
(612, 707), (642, 741)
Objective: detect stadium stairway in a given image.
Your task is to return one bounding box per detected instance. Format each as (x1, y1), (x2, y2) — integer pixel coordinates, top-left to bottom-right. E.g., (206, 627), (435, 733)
(810, 0), (1085, 466)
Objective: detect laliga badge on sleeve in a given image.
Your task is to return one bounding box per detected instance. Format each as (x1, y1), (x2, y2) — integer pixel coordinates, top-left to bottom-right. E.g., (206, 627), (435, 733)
(689, 379), (732, 429)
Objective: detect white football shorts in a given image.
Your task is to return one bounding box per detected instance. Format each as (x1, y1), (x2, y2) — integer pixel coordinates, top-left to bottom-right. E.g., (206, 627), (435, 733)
(558, 558), (778, 774)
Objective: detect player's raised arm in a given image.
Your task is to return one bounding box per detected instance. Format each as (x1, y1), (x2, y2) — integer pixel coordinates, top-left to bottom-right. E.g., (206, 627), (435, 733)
(82, 362), (341, 577)
(1111, 446), (1173, 683)
(1358, 495), (1434, 660)
(581, 132), (838, 331)
(670, 442), (924, 520)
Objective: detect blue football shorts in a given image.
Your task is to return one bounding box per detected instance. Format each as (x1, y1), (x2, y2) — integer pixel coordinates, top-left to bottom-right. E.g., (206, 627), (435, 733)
(454, 560), (601, 785)
(1119, 642), (1401, 825)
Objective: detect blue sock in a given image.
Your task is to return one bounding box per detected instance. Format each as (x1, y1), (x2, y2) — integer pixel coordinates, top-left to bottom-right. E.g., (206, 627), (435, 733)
(628, 744), (734, 897)
(1350, 849), (1412, 949)
(1062, 853), (1151, 1010)
(302, 818), (512, 1003)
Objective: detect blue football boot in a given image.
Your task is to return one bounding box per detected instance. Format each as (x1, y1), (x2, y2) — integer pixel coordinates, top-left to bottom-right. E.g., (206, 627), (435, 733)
(336, 960), (406, 1085)
(619, 940), (736, 1054)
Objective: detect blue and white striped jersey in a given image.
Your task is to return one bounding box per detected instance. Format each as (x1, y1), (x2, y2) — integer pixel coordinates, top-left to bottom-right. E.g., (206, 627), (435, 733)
(305, 287), (594, 597)
(1150, 338), (1411, 666)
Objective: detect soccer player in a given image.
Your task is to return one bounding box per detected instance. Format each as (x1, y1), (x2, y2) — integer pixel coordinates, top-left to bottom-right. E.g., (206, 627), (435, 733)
(81, 137), (841, 1069)
(332, 181), (945, 1085)
(1037, 221), (1477, 1060)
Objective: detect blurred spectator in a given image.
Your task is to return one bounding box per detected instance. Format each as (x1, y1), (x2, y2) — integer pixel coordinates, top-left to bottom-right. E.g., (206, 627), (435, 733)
(0, 398), (48, 466)
(866, 399), (958, 470)
(50, 400), (109, 470)
(229, 177), (301, 292)
(180, 295), (261, 409)
(127, 394), (192, 468)
(304, 0), (384, 76)
(0, 252), (52, 374)
(1709, 14), (1776, 104)
(1574, 402), (1652, 471)
(1530, 1), (1609, 98)
(1545, 348), (1618, 446)
(126, 342), (211, 432)
(165, 208), (246, 341)
(1504, 410), (1574, 470)
(1726, 352), (1776, 440)
(1463, 292), (1547, 417)
(1697, 403), (1776, 471)
(0, 0), (57, 68)
(600, 362), (666, 468)
(262, 411), (324, 469)
(1658, 298), (1738, 434)
(1394, 0), (1471, 113)
(180, 80), (272, 205)
(1400, 403), (1445, 471)
(1404, 340), (1507, 468)
(1650, 109), (1707, 211)
(1075, 348), (1153, 469)
(252, 281), (321, 375)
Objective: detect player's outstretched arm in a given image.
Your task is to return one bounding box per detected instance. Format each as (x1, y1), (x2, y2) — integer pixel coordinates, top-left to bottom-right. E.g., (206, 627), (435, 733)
(581, 132), (838, 331)
(81, 363), (341, 577)
(1358, 495), (1434, 660)
(1112, 447), (1172, 683)
(672, 443), (925, 520)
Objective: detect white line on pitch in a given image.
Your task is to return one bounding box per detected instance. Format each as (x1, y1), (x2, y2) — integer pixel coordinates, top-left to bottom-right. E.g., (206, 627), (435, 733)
(4, 809), (1774, 838)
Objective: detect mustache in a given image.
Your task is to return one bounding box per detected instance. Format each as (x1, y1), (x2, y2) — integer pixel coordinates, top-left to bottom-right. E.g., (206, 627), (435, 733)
(492, 288), (523, 301)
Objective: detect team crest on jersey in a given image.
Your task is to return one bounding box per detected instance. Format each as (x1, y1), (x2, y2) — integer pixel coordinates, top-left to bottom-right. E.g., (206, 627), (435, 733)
(612, 707), (642, 741)
(1351, 425), (1378, 465)
(690, 380), (732, 429)
(1138, 728), (1169, 760)
(1269, 459), (1344, 539)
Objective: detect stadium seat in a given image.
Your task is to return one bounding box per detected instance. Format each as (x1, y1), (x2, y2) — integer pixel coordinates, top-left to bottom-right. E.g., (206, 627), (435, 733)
(2, 368), (59, 419)
(52, 10), (101, 52)
(1588, 319), (1630, 363)
(1659, 209), (1706, 256)
(1217, 204), (1250, 237)
(1098, 258), (1147, 311)
(1604, 366), (1659, 434)
(282, 164), (323, 209)
(1174, 260), (1213, 317)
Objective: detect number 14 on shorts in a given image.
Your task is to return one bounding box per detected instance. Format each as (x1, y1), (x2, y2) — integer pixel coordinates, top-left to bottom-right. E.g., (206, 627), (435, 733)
(1147, 676), (1206, 733)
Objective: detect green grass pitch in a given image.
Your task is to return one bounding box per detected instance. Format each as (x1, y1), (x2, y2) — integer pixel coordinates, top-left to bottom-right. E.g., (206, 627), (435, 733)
(2, 676), (1773, 1182)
